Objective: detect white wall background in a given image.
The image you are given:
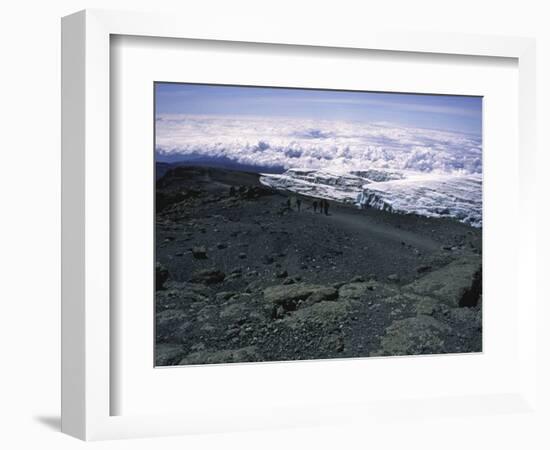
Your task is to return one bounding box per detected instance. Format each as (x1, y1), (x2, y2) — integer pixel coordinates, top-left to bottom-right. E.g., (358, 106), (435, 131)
(0, 1), (548, 449)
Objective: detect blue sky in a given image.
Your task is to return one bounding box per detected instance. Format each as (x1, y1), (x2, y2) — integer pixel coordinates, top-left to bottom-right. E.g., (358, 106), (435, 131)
(155, 83), (482, 136)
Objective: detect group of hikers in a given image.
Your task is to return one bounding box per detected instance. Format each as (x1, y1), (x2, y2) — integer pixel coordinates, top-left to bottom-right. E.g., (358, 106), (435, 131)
(286, 196), (330, 215)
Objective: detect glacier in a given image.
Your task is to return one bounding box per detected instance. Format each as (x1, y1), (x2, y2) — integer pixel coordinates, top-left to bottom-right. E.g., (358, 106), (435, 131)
(260, 169), (482, 227)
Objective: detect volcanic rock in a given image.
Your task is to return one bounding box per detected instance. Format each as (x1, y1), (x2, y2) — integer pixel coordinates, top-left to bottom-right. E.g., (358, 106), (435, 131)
(190, 269), (225, 285)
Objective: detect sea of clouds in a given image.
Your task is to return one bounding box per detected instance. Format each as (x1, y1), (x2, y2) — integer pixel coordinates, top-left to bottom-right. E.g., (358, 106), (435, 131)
(155, 114), (482, 176)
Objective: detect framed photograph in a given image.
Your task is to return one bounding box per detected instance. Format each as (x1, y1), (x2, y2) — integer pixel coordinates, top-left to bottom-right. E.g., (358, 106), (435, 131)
(153, 82), (484, 367)
(62, 9), (538, 441)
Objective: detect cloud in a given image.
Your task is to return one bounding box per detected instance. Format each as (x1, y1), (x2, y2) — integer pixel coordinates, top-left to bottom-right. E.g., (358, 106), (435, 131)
(155, 114), (482, 175)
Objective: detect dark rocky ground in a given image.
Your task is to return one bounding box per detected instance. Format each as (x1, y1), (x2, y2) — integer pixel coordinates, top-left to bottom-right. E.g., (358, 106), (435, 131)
(155, 165), (482, 366)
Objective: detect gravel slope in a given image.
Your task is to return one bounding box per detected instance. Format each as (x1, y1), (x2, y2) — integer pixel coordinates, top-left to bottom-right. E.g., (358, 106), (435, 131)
(155, 165), (482, 366)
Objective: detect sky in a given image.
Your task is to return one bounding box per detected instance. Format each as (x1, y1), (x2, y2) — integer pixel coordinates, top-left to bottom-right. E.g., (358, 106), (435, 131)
(155, 82), (482, 136)
(154, 83), (483, 175)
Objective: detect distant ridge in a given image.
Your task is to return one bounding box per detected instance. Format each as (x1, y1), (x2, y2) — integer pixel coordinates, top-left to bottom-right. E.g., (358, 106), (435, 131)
(155, 155), (285, 180)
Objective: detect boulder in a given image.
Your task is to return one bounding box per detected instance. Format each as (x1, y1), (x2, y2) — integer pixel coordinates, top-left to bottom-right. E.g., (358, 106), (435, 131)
(416, 265), (432, 274)
(338, 282), (373, 300)
(412, 295), (444, 316)
(378, 291), (445, 316)
(244, 280), (263, 293)
(304, 287), (338, 305)
(338, 281), (398, 302)
(403, 256), (481, 307)
(155, 262), (169, 290)
(284, 301), (349, 329)
(371, 315), (452, 356)
(263, 283), (339, 311)
(155, 283), (211, 310)
(192, 246), (208, 259)
(190, 269), (225, 285)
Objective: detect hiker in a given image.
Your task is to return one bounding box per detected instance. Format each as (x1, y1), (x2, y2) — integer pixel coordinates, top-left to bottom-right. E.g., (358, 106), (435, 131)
(324, 199), (329, 215)
(296, 198), (302, 211)
(312, 200), (318, 213)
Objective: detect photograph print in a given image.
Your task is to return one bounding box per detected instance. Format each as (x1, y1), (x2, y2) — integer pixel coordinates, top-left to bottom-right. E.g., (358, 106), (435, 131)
(154, 83), (482, 366)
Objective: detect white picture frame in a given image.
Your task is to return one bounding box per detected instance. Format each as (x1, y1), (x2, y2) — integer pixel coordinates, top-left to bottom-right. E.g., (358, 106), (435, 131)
(61, 9), (538, 441)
